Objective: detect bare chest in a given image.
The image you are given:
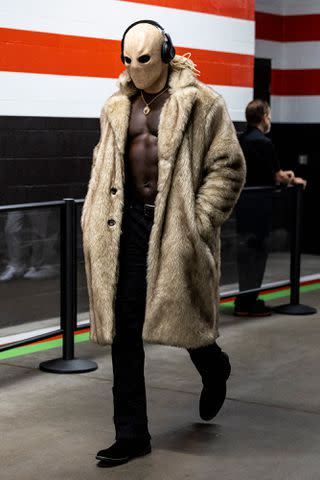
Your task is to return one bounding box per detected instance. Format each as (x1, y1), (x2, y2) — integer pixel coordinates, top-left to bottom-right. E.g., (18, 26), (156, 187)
(128, 91), (170, 139)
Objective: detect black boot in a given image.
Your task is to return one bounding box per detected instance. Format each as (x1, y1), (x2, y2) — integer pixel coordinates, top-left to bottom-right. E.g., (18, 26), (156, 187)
(96, 439), (151, 468)
(188, 344), (231, 421)
(199, 351), (231, 421)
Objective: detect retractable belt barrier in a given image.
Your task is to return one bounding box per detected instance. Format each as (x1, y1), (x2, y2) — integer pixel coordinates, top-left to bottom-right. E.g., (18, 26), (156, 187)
(0, 186), (317, 371)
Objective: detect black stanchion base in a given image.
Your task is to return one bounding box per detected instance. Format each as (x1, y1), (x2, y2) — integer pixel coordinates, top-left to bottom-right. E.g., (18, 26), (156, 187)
(39, 358), (98, 374)
(273, 303), (317, 315)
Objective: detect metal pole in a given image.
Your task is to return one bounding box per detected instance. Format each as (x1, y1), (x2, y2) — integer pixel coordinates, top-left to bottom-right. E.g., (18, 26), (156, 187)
(39, 199), (98, 373)
(289, 184), (301, 305)
(62, 198), (76, 360)
(273, 185), (317, 315)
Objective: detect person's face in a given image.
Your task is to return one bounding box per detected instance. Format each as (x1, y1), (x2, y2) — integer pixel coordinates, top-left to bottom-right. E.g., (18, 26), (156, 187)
(123, 23), (168, 92)
(262, 108), (272, 134)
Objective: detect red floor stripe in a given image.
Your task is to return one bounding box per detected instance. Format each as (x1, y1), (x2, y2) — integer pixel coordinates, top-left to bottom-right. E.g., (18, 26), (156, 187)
(0, 28), (253, 87)
(220, 278), (320, 304)
(2, 280), (319, 348)
(120, 0), (255, 20)
(29, 328), (90, 346)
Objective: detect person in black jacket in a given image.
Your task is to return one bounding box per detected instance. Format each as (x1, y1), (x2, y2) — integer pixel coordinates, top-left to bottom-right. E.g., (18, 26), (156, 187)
(234, 99), (306, 316)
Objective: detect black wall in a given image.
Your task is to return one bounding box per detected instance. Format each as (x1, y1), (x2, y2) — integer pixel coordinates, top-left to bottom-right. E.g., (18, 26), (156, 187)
(1, 116), (319, 253)
(0, 117), (248, 206)
(270, 123), (320, 254)
(0, 116), (99, 205)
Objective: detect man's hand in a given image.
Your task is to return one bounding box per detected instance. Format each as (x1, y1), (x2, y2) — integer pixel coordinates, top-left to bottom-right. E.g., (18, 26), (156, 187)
(293, 176), (307, 189)
(275, 169), (306, 188)
(275, 169), (294, 183)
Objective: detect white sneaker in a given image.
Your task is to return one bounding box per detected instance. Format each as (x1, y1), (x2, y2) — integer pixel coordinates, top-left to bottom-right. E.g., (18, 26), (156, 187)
(23, 267), (37, 279)
(24, 265), (59, 280)
(0, 265), (26, 282)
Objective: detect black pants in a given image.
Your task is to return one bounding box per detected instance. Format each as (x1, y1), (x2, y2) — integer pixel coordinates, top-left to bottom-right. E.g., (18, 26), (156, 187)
(235, 191), (272, 308)
(112, 202), (224, 442)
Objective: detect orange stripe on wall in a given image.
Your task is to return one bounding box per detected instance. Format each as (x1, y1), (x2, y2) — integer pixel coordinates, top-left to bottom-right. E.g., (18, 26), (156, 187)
(272, 69), (320, 96)
(119, 0), (255, 20)
(0, 28), (123, 78)
(176, 47), (253, 87)
(256, 12), (320, 42)
(0, 28), (253, 87)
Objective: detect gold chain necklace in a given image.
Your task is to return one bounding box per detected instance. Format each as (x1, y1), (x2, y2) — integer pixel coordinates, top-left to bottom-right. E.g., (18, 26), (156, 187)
(140, 87), (169, 115)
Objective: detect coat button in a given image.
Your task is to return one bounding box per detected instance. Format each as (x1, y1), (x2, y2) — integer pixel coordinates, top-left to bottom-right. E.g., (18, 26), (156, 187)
(111, 187), (117, 195)
(107, 219), (116, 227)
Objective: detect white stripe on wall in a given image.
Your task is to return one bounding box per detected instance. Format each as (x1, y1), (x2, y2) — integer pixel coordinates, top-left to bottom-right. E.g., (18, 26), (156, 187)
(282, 0), (320, 15)
(0, 0), (254, 55)
(256, 0), (320, 15)
(271, 95), (320, 123)
(0, 72), (252, 121)
(255, 40), (284, 66)
(256, 40), (320, 70)
(211, 85), (252, 121)
(255, 0), (284, 15)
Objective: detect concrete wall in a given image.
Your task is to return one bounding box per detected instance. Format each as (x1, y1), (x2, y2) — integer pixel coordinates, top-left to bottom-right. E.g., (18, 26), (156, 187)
(0, 0), (255, 204)
(255, 0), (320, 253)
(255, 0), (320, 123)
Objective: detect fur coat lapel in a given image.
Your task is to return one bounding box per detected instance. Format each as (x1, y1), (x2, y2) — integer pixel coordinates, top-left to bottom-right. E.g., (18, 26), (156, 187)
(105, 68), (198, 190)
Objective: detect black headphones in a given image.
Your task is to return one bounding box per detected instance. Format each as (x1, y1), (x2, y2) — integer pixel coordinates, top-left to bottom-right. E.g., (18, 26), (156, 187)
(120, 19), (176, 65)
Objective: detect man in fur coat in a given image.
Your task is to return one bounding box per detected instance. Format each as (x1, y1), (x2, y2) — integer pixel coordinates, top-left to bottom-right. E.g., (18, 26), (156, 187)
(81, 20), (246, 467)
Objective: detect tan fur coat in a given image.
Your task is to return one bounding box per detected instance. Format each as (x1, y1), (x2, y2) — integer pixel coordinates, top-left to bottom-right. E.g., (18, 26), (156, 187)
(81, 67), (246, 348)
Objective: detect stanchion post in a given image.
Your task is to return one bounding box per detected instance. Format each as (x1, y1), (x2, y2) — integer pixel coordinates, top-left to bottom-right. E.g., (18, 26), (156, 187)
(273, 184), (317, 315)
(61, 198), (76, 361)
(39, 199), (98, 373)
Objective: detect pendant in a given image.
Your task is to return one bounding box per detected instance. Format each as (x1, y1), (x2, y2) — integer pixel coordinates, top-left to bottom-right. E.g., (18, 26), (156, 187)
(143, 105), (150, 115)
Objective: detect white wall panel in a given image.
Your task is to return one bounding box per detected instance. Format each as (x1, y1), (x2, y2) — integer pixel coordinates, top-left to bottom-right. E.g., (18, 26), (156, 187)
(283, 1), (320, 15)
(0, 0), (254, 55)
(0, 71), (252, 121)
(255, 40), (283, 66)
(255, 0), (284, 15)
(271, 95), (320, 123)
(212, 85), (252, 121)
(256, 0), (320, 16)
(256, 40), (320, 70)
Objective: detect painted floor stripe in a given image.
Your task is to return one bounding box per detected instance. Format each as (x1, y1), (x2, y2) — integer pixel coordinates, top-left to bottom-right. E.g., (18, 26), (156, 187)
(0, 332), (90, 361)
(0, 319), (89, 346)
(1, 282), (319, 361)
(220, 282), (320, 310)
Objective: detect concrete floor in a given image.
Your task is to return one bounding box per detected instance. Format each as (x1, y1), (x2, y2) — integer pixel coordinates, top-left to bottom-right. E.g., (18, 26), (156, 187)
(1, 290), (320, 480)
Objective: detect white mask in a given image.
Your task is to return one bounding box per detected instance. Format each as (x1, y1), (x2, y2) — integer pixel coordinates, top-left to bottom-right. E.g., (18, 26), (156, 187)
(123, 23), (169, 93)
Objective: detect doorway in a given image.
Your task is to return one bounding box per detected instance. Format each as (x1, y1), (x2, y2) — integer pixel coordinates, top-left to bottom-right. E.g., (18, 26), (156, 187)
(254, 58), (271, 104)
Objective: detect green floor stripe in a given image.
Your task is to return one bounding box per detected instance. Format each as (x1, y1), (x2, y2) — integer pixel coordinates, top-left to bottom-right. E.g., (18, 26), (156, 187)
(0, 339), (62, 360)
(1, 283), (319, 361)
(220, 281), (320, 309)
(0, 332), (90, 361)
(300, 283), (320, 293)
